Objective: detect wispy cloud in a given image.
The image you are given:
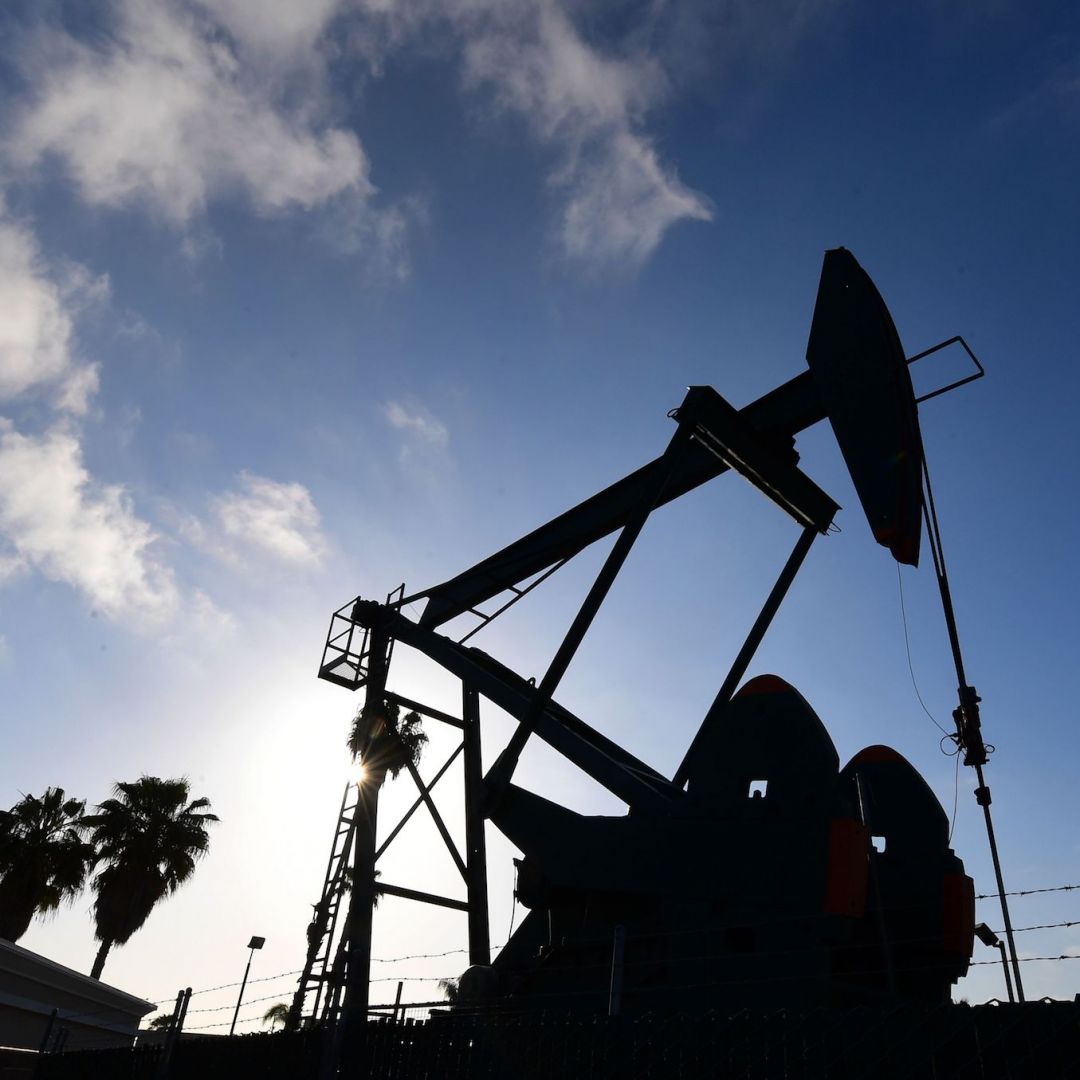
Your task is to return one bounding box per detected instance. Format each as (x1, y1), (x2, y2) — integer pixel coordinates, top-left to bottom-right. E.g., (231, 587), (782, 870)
(0, 210), (103, 414)
(0, 205), (229, 633)
(0, 423), (180, 627)
(184, 471), (328, 568)
(383, 399), (450, 450)
(6, 0), (406, 267)
(5, 0), (712, 275)
(460, 0), (712, 269)
(382, 398), (452, 484)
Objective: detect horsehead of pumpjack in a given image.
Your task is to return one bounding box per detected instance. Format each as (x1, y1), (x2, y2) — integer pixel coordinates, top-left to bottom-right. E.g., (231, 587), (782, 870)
(321, 248), (982, 1014)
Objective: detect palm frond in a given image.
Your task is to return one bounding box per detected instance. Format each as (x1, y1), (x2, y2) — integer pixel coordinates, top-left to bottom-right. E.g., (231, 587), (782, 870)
(88, 777), (218, 956)
(347, 700), (427, 780)
(0, 787), (94, 942)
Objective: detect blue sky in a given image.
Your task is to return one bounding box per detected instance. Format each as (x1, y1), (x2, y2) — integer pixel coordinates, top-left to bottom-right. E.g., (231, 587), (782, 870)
(2, 0), (1079, 1027)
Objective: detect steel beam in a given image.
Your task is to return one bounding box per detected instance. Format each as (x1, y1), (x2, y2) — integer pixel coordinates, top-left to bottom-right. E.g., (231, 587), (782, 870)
(484, 422), (694, 796)
(413, 372), (826, 628)
(383, 691), (465, 730)
(375, 883), (470, 912)
(374, 744), (464, 862)
(341, 620), (390, 1044)
(401, 756), (468, 882)
(672, 524), (819, 788)
(360, 606), (677, 812)
(463, 687), (491, 965)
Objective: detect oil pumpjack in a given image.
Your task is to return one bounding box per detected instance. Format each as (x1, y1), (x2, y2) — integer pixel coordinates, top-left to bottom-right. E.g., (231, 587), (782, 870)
(303, 248), (1016, 1029)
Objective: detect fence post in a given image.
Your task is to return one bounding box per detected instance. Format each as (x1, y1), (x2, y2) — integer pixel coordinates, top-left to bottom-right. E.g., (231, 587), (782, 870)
(156, 987), (191, 1080)
(608, 925), (626, 1018)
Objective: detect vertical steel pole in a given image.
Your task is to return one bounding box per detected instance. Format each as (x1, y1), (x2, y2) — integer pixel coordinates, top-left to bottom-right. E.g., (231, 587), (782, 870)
(342, 775), (381, 1027)
(997, 941), (1015, 1003)
(157, 988), (190, 1080)
(608, 925), (626, 1017)
(229, 952), (254, 1036)
(973, 765), (1024, 1001)
(921, 466), (1024, 1001)
(462, 685), (491, 966)
(37, 1008), (58, 1055)
(341, 617), (390, 1068)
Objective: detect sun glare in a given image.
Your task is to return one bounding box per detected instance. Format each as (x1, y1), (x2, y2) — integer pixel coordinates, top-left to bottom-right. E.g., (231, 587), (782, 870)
(349, 762), (368, 786)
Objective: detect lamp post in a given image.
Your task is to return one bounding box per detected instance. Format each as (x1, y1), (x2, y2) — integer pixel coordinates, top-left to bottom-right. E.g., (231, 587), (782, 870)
(229, 935), (266, 1036)
(974, 922), (1015, 1003)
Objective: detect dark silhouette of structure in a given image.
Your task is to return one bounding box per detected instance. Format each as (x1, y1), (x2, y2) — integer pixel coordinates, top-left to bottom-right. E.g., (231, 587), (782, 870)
(476, 675), (973, 1013)
(311, 248), (1016, 1038)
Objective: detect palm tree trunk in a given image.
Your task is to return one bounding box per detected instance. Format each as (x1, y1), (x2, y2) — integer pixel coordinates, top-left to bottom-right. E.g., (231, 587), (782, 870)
(90, 938), (112, 980)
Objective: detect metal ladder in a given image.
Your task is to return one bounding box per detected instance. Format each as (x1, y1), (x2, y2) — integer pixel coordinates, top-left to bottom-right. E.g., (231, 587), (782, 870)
(287, 781), (360, 1030)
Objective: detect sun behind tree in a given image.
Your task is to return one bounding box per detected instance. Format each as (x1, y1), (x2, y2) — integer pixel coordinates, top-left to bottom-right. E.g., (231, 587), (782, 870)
(347, 699), (426, 781)
(0, 787), (96, 943)
(85, 776), (219, 980)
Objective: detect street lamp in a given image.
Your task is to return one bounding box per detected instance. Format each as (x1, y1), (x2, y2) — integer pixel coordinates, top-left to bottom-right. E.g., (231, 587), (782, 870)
(974, 922), (1015, 1003)
(229, 935), (266, 1036)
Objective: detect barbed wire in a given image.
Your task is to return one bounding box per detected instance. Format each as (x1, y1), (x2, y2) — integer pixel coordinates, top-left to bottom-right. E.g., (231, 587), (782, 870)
(147, 966), (304, 1005)
(995, 920), (1080, 935)
(126, 884), (1080, 1026)
(185, 990), (293, 1017)
(972, 954), (1080, 966)
(58, 950), (1080, 1038)
(977, 884), (1080, 900)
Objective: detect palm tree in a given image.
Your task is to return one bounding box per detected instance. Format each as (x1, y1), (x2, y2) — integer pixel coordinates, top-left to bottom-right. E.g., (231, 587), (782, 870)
(0, 788), (96, 943)
(85, 776), (218, 980)
(262, 1002), (289, 1031)
(335, 699), (425, 1025)
(347, 700), (426, 781)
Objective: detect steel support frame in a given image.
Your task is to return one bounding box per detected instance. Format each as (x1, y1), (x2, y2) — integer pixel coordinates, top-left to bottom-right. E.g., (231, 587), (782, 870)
(341, 619), (390, 1049)
(673, 524), (819, 788)
(318, 325), (992, 1046)
(339, 670), (492, 1059)
(483, 421), (695, 800)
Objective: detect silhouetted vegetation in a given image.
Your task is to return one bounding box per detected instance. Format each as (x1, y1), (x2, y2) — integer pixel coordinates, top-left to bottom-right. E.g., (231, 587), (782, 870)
(347, 700), (426, 781)
(0, 787), (96, 942)
(85, 776), (218, 979)
(262, 1002), (289, 1031)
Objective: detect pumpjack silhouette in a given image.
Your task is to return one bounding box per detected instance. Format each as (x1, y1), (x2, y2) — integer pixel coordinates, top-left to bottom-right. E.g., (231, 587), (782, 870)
(309, 249), (1018, 1027)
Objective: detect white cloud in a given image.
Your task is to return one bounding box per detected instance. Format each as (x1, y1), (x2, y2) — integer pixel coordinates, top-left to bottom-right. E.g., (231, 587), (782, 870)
(458, 0), (712, 268)
(0, 213), (102, 414)
(183, 588), (237, 641)
(0, 424), (180, 627)
(348, 0), (712, 269)
(6, 0), (708, 273)
(381, 398), (452, 484)
(383, 399), (449, 449)
(558, 131), (713, 268)
(185, 471), (327, 567)
(196, 0), (345, 63)
(0, 550), (25, 584)
(10, 0), (371, 226)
